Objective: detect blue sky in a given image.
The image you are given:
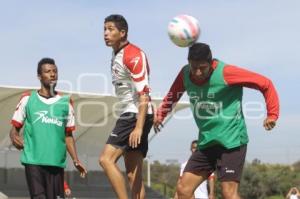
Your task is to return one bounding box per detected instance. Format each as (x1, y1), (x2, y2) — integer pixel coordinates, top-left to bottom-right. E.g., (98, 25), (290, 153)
(1, 0), (300, 164)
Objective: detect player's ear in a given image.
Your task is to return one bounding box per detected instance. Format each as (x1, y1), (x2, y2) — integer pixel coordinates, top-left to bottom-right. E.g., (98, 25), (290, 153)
(37, 74), (41, 81)
(120, 29), (126, 39)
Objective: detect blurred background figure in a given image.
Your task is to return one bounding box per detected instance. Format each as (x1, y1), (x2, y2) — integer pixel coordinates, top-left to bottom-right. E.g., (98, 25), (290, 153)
(64, 180), (72, 198)
(174, 140), (215, 199)
(286, 187), (300, 199)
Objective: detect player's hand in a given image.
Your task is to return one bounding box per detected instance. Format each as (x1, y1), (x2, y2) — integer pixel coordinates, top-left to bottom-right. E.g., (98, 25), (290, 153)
(73, 161), (87, 178)
(10, 132), (24, 150)
(208, 194), (216, 199)
(129, 128), (143, 148)
(153, 117), (163, 133)
(263, 118), (276, 131)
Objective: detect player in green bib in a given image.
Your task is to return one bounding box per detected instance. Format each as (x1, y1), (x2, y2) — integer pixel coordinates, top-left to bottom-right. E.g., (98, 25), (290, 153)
(10, 58), (87, 199)
(154, 43), (279, 199)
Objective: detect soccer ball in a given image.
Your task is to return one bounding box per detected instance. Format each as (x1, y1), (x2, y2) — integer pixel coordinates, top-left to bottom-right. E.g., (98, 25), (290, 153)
(167, 15), (200, 47)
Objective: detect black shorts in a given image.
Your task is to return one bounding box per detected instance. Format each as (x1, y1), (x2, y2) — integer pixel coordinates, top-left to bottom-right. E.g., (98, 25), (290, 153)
(106, 112), (154, 157)
(184, 145), (247, 182)
(24, 164), (64, 199)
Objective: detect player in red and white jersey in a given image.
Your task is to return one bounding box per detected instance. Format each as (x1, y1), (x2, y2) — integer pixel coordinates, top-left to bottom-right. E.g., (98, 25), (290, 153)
(111, 42), (152, 114)
(99, 14), (153, 199)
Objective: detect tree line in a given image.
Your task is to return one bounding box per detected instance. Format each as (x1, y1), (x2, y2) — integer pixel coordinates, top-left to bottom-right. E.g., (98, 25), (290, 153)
(143, 159), (300, 199)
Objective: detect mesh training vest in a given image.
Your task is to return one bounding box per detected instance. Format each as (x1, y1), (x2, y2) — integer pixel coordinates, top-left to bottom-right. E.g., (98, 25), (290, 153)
(183, 60), (248, 149)
(21, 91), (69, 168)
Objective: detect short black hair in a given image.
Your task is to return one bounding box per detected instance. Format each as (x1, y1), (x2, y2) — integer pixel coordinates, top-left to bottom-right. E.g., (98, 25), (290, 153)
(37, 58), (55, 75)
(191, 140), (198, 145)
(188, 42), (212, 63)
(105, 14), (128, 37)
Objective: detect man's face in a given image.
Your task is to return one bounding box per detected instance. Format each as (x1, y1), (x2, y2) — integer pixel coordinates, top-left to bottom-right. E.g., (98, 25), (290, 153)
(38, 64), (58, 89)
(190, 143), (197, 153)
(104, 22), (125, 47)
(189, 60), (211, 81)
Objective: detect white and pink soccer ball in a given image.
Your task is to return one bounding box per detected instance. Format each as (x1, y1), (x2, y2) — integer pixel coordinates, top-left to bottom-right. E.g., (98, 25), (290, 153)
(168, 15), (200, 47)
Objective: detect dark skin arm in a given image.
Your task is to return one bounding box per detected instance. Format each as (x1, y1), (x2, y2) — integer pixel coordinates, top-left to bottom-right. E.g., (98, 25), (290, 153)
(10, 126), (24, 150)
(65, 132), (87, 178)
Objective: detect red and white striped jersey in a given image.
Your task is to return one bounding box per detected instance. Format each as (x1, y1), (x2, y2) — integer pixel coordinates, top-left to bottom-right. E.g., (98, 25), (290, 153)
(111, 43), (152, 114)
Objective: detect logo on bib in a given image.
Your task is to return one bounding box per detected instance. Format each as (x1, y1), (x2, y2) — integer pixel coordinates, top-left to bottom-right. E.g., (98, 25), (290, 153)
(33, 111), (63, 127)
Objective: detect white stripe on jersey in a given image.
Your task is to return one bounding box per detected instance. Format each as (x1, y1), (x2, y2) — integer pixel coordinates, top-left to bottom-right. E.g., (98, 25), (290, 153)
(130, 52), (147, 80)
(111, 43), (152, 114)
